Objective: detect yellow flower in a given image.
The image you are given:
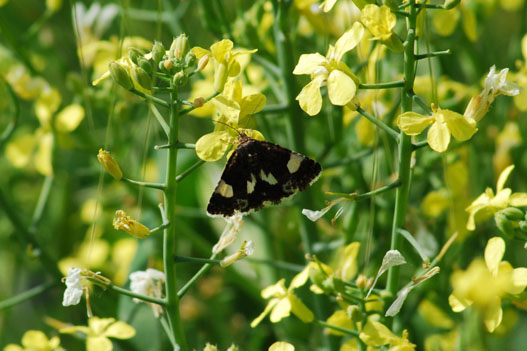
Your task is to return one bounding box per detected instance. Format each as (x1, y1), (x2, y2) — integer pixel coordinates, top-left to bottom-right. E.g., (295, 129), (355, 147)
(493, 122), (522, 176)
(360, 5), (403, 52)
(448, 237), (527, 332)
(465, 165), (527, 231)
(359, 319), (416, 350)
(250, 272), (314, 327)
(192, 39), (257, 93)
(4, 330), (63, 351)
(432, 4), (477, 42)
(60, 317), (135, 351)
(5, 87), (85, 175)
(195, 80), (266, 162)
(113, 210), (151, 239)
(97, 149), (123, 180)
(396, 105), (477, 153)
(293, 22), (364, 116)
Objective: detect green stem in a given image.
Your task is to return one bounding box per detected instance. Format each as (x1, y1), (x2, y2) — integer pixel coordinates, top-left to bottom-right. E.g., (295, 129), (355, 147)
(386, 0), (417, 313)
(0, 82), (19, 147)
(122, 177), (166, 190)
(415, 49), (451, 60)
(29, 175), (54, 233)
(359, 80), (405, 89)
(174, 256), (221, 264)
(314, 320), (359, 337)
(323, 149), (372, 169)
(260, 103), (289, 114)
(149, 222), (171, 235)
(108, 285), (167, 306)
(0, 281), (57, 310)
(130, 88), (170, 107)
(155, 142), (196, 150)
(162, 85), (187, 349)
(356, 107), (400, 141)
(413, 140), (429, 150)
(175, 160), (205, 182)
(178, 254), (219, 298)
(326, 180), (401, 201)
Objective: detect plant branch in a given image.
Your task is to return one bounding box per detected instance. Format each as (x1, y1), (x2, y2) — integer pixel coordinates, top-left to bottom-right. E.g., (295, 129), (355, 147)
(108, 284), (166, 305)
(178, 254), (219, 298)
(0, 281), (58, 310)
(356, 107), (400, 141)
(122, 177), (166, 190)
(415, 49), (451, 60)
(359, 80), (405, 89)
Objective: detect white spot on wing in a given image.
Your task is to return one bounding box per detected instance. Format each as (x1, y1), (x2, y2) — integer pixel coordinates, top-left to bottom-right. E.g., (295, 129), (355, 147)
(287, 153), (303, 173)
(216, 180), (234, 198)
(247, 174), (257, 194)
(260, 169), (278, 185)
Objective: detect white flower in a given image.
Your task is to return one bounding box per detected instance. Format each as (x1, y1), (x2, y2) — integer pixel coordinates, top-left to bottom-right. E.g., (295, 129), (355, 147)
(483, 65), (521, 99)
(212, 214), (244, 254)
(129, 268), (165, 317)
(62, 267), (84, 306)
(220, 240), (255, 268)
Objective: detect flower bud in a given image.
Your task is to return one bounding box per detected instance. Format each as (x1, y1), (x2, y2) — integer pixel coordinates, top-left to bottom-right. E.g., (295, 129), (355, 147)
(213, 62), (228, 93)
(347, 305), (363, 323)
(356, 274), (368, 288)
(170, 33), (189, 60)
(128, 47), (143, 65)
(131, 66), (152, 90)
(97, 148), (123, 180)
(113, 210), (151, 239)
(495, 212), (517, 240)
(220, 240), (254, 267)
(151, 41), (165, 64)
(185, 51), (197, 67)
(193, 97), (205, 108)
(197, 54), (210, 72)
(500, 207), (525, 221)
(464, 95), (490, 122)
(173, 71), (188, 87)
(162, 59), (173, 71)
(109, 62), (133, 90)
(138, 58), (153, 74)
(46, 0), (63, 12)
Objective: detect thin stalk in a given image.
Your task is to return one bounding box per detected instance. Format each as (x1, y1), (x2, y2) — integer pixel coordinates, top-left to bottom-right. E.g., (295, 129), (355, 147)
(155, 142), (196, 150)
(108, 284), (167, 306)
(314, 320), (359, 337)
(413, 140), (429, 150)
(386, 0), (418, 311)
(326, 180), (401, 201)
(175, 160), (205, 182)
(162, 85), (187, 349)
(0, 281), (57, 310)
(260, 103), (289, 114)
(174, 256), (221, 264)
(359, 80), (405, 89)
(149, 222), (171, 235)
(178, 254), (219, 298)
(179, 92), (220, 116)
(356, 107), (400, 141)
(122, 177), (166, 190)
(29, 175), (54, 233)
(130, 88), (170, 107)
(415, 49), (451, 60)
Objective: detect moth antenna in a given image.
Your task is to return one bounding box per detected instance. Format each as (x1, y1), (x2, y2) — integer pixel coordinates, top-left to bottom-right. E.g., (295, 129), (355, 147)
(211, 119), (242, 136)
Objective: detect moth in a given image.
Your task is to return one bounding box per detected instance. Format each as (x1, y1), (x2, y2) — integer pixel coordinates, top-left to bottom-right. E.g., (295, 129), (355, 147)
(207, 132), (322, 217)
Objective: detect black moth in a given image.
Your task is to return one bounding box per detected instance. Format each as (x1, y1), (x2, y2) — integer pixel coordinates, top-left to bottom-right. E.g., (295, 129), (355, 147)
(207, 133), (322, 217)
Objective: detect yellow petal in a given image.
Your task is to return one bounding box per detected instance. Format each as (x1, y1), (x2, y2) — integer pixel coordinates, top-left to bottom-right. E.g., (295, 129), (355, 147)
(35, 87), (61, 127)
(359, 319), (396, 347)
(327, 70), (357, 106)
(432, 9), (460, 37)
(210, 39), (234, 63)
(418, 300), (454, 329)
(326, 310), (353, 335)
(485, 237), (505, 276)
(290, 266), (310, 289)
(5, 133), (37, 168)
(87, 336), (113, 351)
(508, 268), (527, 294)
(441, 109), (477, 141)
(212, 96), (241, 123)
(35, 132), (54, 175)
(191, 46), (211, 60)
(21, 330), (49, 348)
(103, 321), (136, 339)
(427, 120), (450, 153)
(268, 341), (295, 351)
(421, 189), (449, 217)
(496, 165), (514, 192)
(288, 294), (314, 323)
(396, 112), (434, 135)
(509, 193), (527, 207)
(55, 104), (85, 132)
(195, 131), (234, 162)
(333, 22), (364, 62)
(3, 345), (24, 351)
(251, 298), (279, 328)
(296, 75), (324, 116)
(89, 317), (116, 335)
(360, 5), (396, 40)
(270, 297), (292, 323)
(262, 279), (288, 298)
(484, 297), (503, 332)
(240, 93), (266, 118)
(448, 291), (472, 312)
(334, 242), (360, 282)
(293, 53), (327, 75)
(460, 6), (477, 42)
